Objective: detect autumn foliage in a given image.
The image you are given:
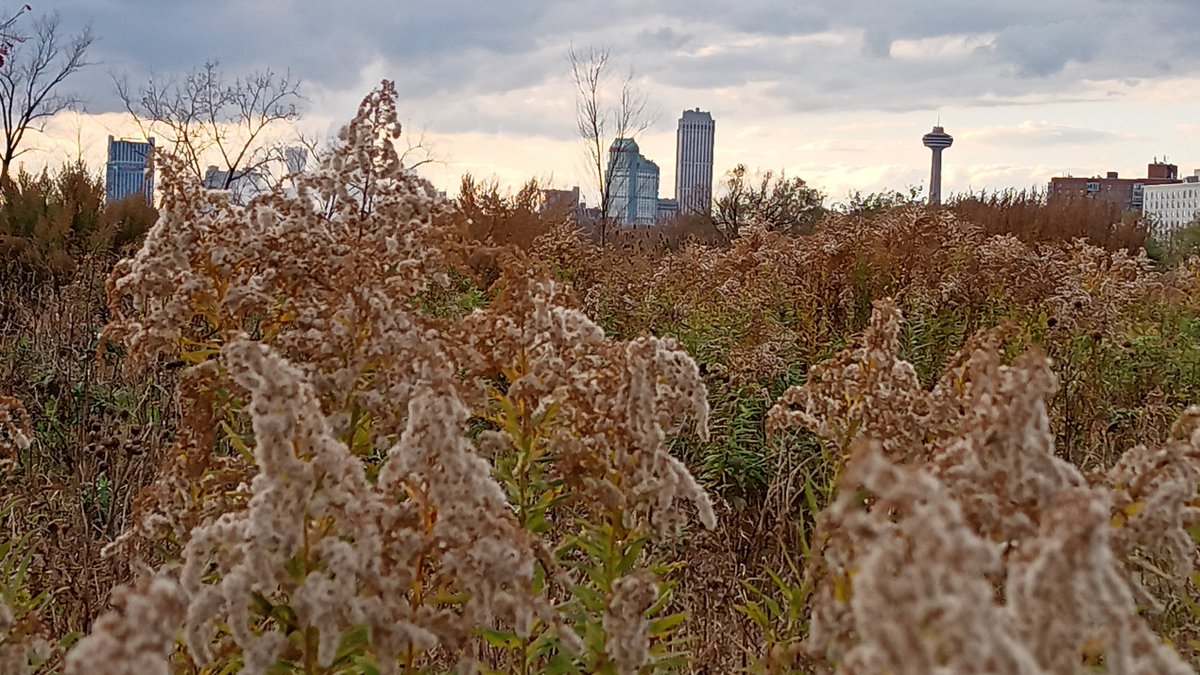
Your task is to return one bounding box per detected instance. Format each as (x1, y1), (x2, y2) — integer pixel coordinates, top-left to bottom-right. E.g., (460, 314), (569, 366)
(4, 82), (1200, 674)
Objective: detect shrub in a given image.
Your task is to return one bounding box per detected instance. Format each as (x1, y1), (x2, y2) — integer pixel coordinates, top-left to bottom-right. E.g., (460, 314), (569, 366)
(0, 161), (156, 282)
(765, 302), (1199, 672)
(949, 188), (1147, 253)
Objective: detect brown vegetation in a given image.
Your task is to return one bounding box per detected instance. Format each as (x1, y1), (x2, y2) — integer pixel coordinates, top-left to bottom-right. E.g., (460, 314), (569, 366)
(0, 162), (157, 280)
(950, 188), (1147, 252)
(4, 83), (1200, 673)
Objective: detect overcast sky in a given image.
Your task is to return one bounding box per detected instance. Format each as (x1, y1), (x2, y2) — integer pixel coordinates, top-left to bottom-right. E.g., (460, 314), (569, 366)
(26, 0), (1200, 202)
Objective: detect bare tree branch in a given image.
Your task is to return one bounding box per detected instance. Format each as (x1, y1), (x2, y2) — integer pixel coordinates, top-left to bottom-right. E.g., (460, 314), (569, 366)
(568, 44), (653, 247)
(0, 10), (93, 183)
(395, 123), (441, 172)
(115, 60), (303, 203)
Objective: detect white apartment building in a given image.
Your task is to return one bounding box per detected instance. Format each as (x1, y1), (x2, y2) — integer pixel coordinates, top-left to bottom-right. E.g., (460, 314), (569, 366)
(1143, 170), (1200, 240)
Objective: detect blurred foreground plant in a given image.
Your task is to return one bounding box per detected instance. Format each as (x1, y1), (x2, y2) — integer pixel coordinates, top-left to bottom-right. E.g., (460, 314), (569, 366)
(763, 301), (1199, 673)
(65, 80), (715, 675)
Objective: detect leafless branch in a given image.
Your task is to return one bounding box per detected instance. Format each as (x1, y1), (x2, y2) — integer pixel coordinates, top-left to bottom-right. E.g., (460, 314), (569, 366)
(568, 44), (653, 246)
(115, 60), (303, 200)
(0, 10), (93, 183)
(399, 124), (439, 170)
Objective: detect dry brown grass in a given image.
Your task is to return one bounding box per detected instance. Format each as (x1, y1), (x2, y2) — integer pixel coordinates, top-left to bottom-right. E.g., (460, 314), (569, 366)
(950, 188), (1147, 253)
(0, 257), (175, 641)
(5, 90), (1200, 672)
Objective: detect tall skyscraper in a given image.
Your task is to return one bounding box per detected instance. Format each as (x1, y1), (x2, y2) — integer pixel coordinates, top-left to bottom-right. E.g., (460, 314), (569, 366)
(606, 138), (660, 226)
(284, 146), (308, 175)
(675, 109), (715, 215)
(203, 165), (269, 204)
(105, 135), (155, 204)
(921, 125), (953, 205)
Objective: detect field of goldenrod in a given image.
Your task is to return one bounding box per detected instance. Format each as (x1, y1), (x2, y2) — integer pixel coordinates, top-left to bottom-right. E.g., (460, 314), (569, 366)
(5, 83), (1200, 674)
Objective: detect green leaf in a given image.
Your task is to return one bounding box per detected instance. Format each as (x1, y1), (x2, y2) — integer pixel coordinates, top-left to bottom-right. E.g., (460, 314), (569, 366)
(250, 591), (274, 617)
(570, 584), (604, 611)
(219, 420), (255, 464)
(532, 400), (561, 429)
(478, 628), (521, 650)
(542, 652), (581, 675)
(269, 602), (298, 631)
(572, 529), (609, 561)
(736, 602), (769, 629)
(616, 538), (647, 577)
(804, 476), (821, 517)
(646, 584), (674, 617)
(648, 611), (687, 637)
(331, 624), (371, 666)
(763, 594), (782, 619)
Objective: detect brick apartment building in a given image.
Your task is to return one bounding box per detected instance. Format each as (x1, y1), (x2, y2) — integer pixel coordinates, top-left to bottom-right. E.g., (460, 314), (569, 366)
(1049, 160), (1180, 211)
(541, 187), (581, 216)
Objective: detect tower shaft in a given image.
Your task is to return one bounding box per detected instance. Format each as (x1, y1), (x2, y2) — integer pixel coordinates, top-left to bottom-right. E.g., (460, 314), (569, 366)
(929, 149), (944, 205)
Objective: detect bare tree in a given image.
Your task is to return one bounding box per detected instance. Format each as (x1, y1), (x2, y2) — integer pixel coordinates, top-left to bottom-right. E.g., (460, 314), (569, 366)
(568, 45), (651, 246)
(116, 61), (302, 200)
(0, 9), (93, 184)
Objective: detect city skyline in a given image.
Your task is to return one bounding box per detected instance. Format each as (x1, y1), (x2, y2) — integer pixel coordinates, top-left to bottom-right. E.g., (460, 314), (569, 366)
(18, 1), (1200, 204)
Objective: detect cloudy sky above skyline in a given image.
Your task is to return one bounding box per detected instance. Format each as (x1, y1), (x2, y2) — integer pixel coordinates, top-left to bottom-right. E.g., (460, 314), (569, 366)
(26, 0), (1200, 202)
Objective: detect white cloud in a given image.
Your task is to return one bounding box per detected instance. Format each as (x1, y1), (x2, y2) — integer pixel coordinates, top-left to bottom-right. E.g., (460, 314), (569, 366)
(889, 33), (997, 61)
(962, 121), (1144, 146)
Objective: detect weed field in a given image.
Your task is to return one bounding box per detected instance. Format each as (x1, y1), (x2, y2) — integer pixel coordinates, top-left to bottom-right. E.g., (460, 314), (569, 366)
(4, 83), (1200, 674)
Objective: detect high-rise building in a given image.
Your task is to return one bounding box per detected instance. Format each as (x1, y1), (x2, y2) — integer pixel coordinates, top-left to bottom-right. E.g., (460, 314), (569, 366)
(203, 165), (270, 204)
(921, 125), (953, 205)
(675, 109), (715, 215)
(606, 138), (660, 226)
(105, 135), (155, 204)
(284, 146), (308, 175)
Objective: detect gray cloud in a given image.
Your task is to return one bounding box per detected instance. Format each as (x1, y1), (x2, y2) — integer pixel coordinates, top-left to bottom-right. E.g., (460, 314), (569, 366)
(991, 21), (1103, 76)
(635, 27), (694, 52)
(23, 0), (1200, 137)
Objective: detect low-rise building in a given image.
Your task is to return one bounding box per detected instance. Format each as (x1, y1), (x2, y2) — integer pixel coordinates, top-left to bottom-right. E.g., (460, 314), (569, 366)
(541, 186), (581, 219)
(1143, 170), (1200, 239)
(1048, 160), (1180, 211)
(656, 198), (678, 223)
(203, 165), (269, 204)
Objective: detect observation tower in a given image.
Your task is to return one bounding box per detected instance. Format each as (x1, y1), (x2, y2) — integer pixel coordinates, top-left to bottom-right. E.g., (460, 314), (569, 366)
(922, 125), (953, 205)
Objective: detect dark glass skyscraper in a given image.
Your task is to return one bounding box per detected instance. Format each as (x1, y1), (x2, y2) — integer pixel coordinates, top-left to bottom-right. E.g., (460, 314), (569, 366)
(606, 138), (660, 226)
(105, 135), (154, 204)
